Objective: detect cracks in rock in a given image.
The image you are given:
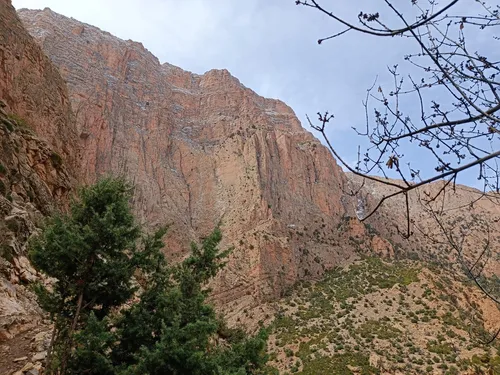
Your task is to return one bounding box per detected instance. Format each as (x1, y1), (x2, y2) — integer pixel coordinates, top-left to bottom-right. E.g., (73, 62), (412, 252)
(177, 148), (193, 228)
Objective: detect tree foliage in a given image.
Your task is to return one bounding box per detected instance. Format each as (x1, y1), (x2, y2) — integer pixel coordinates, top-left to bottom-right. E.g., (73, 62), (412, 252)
(29, 177), (272, 375)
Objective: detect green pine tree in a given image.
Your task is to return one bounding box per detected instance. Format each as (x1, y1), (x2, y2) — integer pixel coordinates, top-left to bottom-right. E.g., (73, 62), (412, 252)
(113, 229), (270, 375)
(29, 177), (273, 375)
(29, 177), (142, 374)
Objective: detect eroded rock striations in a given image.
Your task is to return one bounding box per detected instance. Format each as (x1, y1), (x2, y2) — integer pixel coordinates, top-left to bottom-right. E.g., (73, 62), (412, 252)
(0, 0), (78, 362)
(0, 2), (78, 169)
(18, 8), (361, 312)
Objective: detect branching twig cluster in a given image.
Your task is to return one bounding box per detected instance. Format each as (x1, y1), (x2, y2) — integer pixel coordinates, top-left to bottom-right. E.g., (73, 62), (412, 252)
(297, 0), (500, 342)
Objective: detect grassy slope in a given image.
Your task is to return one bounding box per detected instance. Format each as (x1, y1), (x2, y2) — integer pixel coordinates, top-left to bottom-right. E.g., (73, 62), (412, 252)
(266, 258), (500, 375)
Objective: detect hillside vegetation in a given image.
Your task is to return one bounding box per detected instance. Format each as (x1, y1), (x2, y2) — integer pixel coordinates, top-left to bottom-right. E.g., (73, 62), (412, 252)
(266, 258), (500, 374)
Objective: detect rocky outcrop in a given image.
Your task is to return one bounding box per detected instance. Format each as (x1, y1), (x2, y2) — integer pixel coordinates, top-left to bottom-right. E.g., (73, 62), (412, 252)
(18, 8), (361, 310)
(0, 109), (75, 341)
(347, 173), (500, 277)
(0, 0), (78, 346)
(0, 1), (78, 169)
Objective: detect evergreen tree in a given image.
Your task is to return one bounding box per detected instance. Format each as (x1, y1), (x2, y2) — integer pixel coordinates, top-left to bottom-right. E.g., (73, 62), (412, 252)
(29, 177), (142, 374)
(66, 313), (115, 375)
(114, 229), (270, 375)
(29, 177), (273, 375)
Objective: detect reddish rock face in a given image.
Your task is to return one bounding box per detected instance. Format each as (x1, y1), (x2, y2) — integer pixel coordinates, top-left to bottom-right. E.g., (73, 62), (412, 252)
(1, 2), (497, 370)
(18, 8), (361, 308)
(0, 0), (78, 343)
(0, 2), (78, 169)
(17, 8), (499, 312)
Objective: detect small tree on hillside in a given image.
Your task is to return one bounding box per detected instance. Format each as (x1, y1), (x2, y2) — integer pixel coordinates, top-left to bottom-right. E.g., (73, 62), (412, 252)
(29, 177), (143, 374)
(29, 177), (273, 375)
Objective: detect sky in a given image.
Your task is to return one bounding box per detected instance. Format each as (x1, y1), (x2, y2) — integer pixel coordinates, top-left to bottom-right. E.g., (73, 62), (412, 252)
(11, 0), (499, 189)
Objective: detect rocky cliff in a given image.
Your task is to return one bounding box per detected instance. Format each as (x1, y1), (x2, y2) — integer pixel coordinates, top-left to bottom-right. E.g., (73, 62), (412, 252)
(18, 8), (364, 312)
(0, 1), (78, 169)
(0, 4), (497, 373)
(347, 174), (500, 278)
(13, 5), (499, 311)
(0, 0), (79, 368)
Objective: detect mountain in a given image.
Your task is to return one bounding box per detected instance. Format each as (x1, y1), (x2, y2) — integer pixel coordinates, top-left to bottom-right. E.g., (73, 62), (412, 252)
(0, 2), (497, 373)
(347, 174), (500, 278)
(267, 257), (500, 374)
(17, 8), (365, 311)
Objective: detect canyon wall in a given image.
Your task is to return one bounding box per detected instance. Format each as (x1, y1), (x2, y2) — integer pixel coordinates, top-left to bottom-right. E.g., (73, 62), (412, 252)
(1, 4), (498, 372)
(13, 6), (499, 315)
(18, 8), (362, 311)
(0, 0), (78, 341)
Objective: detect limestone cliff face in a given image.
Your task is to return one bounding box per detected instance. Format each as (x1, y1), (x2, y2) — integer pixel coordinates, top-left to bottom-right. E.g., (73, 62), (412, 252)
(14, 7), (499, 313)
(0, 0), (78, 341)
(18, 8), (360, 309)
(1, 4), (498, 372)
